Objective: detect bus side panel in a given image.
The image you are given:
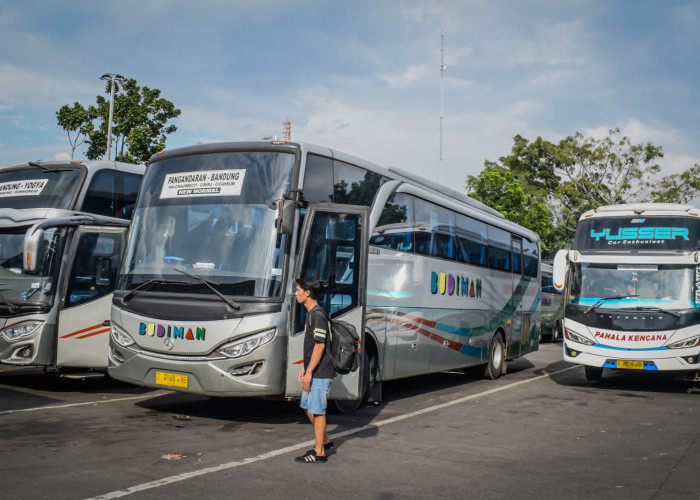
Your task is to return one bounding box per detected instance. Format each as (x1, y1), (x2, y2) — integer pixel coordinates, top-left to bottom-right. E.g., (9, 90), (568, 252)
(56, 294), (113, 368)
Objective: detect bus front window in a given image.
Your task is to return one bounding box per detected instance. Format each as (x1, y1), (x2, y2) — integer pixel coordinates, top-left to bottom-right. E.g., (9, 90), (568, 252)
(120, 151), (295, 299)
(569, 263), (695, 310)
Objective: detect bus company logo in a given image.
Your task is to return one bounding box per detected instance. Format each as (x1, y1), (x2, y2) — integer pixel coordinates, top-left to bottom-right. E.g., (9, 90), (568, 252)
(590, 227), (689, 244)
(594, 330), (667, 342)
(430, 271), (481, 298)
(138, 322), (206, 341)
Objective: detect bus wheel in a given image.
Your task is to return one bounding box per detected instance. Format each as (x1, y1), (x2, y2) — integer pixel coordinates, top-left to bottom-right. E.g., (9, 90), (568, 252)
(483, 333), (505, 380)
(584, 365), (603, 381)
(333, 350), (370, 414)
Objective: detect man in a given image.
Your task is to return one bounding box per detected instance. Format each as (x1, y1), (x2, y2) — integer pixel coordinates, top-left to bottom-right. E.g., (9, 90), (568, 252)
(294, 276), (335, 463)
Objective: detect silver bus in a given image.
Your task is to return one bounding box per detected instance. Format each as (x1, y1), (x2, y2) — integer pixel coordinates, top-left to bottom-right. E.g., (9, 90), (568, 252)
(0, 160), (144, 372)
(108, 142), (541, 410)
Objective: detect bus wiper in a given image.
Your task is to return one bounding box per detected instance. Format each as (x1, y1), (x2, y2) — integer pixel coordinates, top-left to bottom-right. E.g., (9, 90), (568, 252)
(631, 306), (680, 318)
(27, 161), (76, 172)
(584, 294), (637, 314)
(173, 268), (242, 310)
(122, 278), (189, 304)
(0, 291), (20, 313)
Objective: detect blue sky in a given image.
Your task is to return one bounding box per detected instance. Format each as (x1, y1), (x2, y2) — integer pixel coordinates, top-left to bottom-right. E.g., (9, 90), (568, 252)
(1, 0), (699, 192)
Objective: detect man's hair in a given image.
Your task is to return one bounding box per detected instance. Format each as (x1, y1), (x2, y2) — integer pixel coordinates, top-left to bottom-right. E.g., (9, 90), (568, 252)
(296, 276), (321, 300)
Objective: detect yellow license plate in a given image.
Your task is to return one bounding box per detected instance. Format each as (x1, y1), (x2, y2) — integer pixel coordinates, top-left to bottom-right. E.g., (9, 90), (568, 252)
(155, 371), (189, 388)
(616, 359), (644, 370)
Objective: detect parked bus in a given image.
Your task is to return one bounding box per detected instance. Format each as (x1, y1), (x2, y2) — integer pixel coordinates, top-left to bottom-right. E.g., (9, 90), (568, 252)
(108, 141), (541, 410)
(540, 263), (564, 341)
(553, 203), (700, 381)
(0, 160), (144, 373)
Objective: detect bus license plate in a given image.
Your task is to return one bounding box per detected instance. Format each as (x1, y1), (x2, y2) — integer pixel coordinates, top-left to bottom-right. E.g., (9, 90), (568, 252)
(616, 360), (644, 370)
(155, 371), (189, 388)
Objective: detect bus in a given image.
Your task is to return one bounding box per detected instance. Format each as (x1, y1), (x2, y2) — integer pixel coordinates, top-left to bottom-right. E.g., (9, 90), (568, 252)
(540, 263), (564, 341)
(107, 141), (541, 410)
(0, 160), (144, 373)
(553, 203), (700, 381)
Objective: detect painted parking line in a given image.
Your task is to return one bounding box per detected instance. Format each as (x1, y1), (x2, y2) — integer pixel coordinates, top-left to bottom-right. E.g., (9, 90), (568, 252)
(87, 365), (578, 500)
(0, 392), (166, 416)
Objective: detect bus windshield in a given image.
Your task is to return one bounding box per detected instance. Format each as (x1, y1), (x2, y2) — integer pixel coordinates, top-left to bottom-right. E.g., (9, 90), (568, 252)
(0, 228), (62, 306)
(0, 166), (85, 210)
(119, 151), (295, 298)
(568, 263), (696, 310)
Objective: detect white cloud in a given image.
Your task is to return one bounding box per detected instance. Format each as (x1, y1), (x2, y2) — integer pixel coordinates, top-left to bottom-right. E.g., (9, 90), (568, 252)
(381, 65), (429, 87)
(53, 152), (71, 161)
(0, 63), (96, 107)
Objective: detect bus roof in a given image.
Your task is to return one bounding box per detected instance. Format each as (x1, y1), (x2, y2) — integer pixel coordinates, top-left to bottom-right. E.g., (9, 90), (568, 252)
(2, 160), (145, 176)
(580, 203), (700, 220)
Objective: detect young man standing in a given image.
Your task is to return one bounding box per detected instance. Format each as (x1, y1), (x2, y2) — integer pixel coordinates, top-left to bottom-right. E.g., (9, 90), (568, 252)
(294, 276), (335, 463)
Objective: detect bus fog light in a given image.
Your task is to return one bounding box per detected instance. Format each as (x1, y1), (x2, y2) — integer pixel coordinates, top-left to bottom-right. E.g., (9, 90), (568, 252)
(1, 321), (43, 341)
(112, 349), (126, 364)
(111, 324), (135, 347)
(230, 362), (263, 376)
(14, 346), (33, 358)
(218, 329), (276, 359)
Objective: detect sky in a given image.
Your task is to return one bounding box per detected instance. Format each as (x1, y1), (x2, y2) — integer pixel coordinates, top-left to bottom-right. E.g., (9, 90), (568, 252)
(1, 0), (699, 193)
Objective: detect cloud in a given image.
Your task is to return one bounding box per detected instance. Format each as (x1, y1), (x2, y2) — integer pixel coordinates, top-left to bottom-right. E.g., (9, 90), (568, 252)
(381, 65), (429, 87)
(0, 63), (96, 107)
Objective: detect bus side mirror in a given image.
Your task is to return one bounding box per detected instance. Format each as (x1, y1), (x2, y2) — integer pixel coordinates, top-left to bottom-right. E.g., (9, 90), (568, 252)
(552, 249), (568, 292)
(23, 228), (44, 273)
(95, 258), (112, 286)
(278, 198), (296, 235)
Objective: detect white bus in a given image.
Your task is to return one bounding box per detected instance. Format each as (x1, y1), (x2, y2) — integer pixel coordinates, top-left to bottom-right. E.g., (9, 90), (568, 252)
(108, 142), (541, 410)
(540, 263), (564, 341)
(553, 203), (700, 381)
(0, 160), (144, 373)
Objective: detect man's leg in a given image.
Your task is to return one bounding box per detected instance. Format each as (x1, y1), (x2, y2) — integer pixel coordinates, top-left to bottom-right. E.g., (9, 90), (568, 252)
(313, 413), (326, 456)
(305, 411), (330, 446)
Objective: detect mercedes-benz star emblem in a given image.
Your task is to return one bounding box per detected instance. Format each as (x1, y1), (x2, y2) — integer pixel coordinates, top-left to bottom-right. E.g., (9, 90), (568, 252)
(163, 338), (174, 351)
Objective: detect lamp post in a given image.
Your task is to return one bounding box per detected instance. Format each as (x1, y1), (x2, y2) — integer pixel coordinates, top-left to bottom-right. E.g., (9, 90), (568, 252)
(99, 73), (127, 161)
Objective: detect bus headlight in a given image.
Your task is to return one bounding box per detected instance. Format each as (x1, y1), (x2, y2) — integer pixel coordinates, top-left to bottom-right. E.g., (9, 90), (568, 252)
(564, 329), (594, 346)
(666, 335), (700, 349)
(218, 328), (276, 358)
(0, 321), (43, 341)
(111, 323), (135, 347)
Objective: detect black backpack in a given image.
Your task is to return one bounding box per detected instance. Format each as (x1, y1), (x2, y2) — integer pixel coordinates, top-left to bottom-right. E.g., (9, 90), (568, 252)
(325, 317), (361, 375)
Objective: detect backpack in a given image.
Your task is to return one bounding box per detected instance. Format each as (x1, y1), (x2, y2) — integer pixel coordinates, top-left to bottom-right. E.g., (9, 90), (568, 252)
(325, 317), (361, 375)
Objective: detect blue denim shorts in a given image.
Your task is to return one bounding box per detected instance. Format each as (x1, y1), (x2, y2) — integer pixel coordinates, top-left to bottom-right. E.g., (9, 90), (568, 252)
(300, 378), (332, 415)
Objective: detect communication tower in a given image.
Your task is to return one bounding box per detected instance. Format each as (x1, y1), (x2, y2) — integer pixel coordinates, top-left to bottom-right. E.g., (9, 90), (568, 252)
(282, 119), (293, 141)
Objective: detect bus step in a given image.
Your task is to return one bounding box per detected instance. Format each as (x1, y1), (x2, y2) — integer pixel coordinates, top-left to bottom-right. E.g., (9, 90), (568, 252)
(60, 372), (106, 380)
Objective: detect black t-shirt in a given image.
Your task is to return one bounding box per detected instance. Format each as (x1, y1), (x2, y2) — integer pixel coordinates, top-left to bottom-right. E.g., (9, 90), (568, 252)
(303, 305), (335, 379)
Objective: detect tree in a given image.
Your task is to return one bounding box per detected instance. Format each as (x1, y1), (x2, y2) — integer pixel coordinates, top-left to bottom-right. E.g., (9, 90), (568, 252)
(55, 102), (93, 160)
(56, 79), (181, 164)
(466, 129), (680, 258)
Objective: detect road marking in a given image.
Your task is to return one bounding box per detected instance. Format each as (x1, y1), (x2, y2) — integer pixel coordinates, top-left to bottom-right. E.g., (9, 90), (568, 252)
(86, 365), (578, 500)
(0, 392), (165, 416)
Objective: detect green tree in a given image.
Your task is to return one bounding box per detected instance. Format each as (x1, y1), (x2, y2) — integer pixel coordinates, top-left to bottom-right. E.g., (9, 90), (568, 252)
(467, 129), (671, 258)
(56, 78), (181, 164)
(55, 102), (93, 160)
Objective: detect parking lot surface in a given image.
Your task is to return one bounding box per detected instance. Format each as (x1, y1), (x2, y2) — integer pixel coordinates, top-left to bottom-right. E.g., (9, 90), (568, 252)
(1, 343), (699, 499)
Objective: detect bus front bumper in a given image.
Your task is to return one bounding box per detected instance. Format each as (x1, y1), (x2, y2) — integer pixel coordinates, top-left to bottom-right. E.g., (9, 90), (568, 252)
(563, 341), (700, 372)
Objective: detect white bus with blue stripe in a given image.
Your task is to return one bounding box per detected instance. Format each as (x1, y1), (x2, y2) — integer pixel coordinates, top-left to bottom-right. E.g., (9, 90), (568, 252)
(553, 203), (700, 381)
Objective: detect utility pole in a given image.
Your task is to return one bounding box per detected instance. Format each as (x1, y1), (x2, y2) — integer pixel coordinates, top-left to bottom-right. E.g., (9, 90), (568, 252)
(439, 31), (446, 184)
(99, 73), (127, 161)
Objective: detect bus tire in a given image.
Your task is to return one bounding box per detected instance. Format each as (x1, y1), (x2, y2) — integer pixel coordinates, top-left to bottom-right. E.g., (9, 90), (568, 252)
(333, 349), (370, 414)
(483, 333), (505, 380)
(585, 365), (603, 381)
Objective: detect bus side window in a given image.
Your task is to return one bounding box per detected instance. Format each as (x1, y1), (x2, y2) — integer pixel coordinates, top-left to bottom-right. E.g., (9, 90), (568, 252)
(303, 154), (334, 203)
(65, 232), (121, 308)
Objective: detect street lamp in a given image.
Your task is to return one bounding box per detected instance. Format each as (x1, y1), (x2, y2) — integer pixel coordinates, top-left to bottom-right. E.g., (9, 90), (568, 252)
(99, 73), (127, 161)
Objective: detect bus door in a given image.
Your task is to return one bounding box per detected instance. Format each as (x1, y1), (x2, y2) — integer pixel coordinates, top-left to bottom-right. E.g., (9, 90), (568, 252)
(510, 235), (525, 357)
(56, 226), (126, 368)
(285, 204), (369, 401)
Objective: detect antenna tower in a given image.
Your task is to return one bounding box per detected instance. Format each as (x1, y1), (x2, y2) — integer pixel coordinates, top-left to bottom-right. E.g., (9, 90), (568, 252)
(439, 31), (446, 184)
(282, 119), (293, 141)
